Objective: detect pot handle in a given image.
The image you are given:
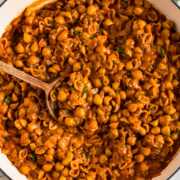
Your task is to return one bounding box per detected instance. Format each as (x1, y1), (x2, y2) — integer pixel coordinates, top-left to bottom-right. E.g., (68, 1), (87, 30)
(0, 169), (10, 180)
(0, 0), (7, 7)
(172, 0), (180, 8)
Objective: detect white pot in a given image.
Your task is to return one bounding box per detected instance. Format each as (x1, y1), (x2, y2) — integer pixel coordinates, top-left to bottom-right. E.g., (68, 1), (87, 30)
(0, 0), (179, 180)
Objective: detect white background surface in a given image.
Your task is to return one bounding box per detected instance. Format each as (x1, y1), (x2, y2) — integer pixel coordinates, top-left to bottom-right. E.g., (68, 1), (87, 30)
(171, 170), (180, 180)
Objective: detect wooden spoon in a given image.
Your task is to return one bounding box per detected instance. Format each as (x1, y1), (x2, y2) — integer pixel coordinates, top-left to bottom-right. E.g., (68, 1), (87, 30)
(0, 61), (61, 119)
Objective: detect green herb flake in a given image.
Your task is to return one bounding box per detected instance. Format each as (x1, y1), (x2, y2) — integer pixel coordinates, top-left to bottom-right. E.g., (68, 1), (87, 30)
(74, 30), (81, 36)
(0, 76), (4, 85)
(116, 47), (125, 56)
(83, 86), (88, 96)
(99, 28), (104, 34)
(66, 23), (71, 29)
(14, 111), (19, 118)
(4, 95), (11, 105)
(14, 85), (19, 94)
(90, 34), (97, 39)
(159, 47), (165, 58)
(21, 92), (25, 99)
(48, 19), (55, 27)
(30, 153), (36, 161)
(70, 86), (75, 91)
(74, 19), (80, 25)
(64, 109), (71, 115)
(123, 0), (128, 3)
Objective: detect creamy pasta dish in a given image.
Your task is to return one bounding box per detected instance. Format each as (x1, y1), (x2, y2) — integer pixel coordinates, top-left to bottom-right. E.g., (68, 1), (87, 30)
(0, 0), (179, 179)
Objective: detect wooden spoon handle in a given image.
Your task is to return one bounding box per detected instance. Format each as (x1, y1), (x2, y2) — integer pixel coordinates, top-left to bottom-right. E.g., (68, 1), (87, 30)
(0, 61), (49, 90)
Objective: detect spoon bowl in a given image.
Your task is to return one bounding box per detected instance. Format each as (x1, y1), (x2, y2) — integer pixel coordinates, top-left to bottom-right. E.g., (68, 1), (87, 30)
(0, 60), (60, 119)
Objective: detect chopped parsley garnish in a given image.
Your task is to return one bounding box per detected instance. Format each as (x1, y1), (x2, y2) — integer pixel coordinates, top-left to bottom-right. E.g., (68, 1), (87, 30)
(64, 109), (71, 115)
(74, 30), (81, 36)
(73, 19), (80, 25)
(99, 28), (104, 34)
(14, 85), (19, 94)
(14, 111), (18, 118)
(30, 153), (36, 161)
(123, 0), (128, 3)
(116, 47), (126, 56)
(83, 86), (88, 96)
(0, 76), (3, 85)
(90, 34), (97, 39)
(48, 19), (55, 27)
(4, 95), (11, 105)
(70, 86), (75, 91)
(159, 47), (165, 58)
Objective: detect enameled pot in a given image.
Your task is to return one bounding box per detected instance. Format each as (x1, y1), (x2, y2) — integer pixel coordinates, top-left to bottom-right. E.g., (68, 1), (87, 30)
(0, 0), (179, 179)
